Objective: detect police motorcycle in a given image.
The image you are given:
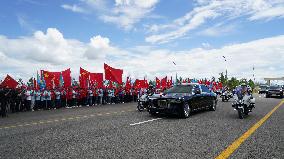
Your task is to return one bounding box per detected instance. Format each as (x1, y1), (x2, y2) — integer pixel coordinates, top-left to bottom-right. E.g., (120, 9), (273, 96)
(137, 93), (150, 112)
(232, 85), (255, 119)
(221, 90), (233, 102)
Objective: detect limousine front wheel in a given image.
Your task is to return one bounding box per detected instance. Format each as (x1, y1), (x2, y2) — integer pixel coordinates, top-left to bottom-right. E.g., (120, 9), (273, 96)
(210, 100), (217, 111)
(181, 103), (190, 118)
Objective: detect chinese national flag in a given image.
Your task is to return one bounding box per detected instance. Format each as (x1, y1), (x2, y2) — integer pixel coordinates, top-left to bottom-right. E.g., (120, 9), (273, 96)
(53, 72), (61, 87)
(42, 70), (56, 89)
(125, 77), (131, 90)
(89, 73), (103, 88)
(80, 67), (90, 89)
(134, 79), (147, 89)
(104, 63), (123, 84)
(62, 68), (71, 88)
(156, 77), (161, 89)
(0, 74), (18, 89)
(161, 76), (167, 89)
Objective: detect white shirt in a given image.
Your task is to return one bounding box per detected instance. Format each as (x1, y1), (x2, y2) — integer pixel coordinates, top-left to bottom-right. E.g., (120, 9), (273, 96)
(25, 90), (32, 101)
(72, 90), (77, 98)
(55, 91), (61, 100)
(88, 90), (93, 97)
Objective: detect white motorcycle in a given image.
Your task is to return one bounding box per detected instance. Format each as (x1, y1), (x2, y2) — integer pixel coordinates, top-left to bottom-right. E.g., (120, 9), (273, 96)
(232, 93), (255, 119)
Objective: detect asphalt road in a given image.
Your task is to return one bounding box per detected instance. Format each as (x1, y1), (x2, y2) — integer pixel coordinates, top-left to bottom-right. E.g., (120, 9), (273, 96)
(0, 94), (283, 159)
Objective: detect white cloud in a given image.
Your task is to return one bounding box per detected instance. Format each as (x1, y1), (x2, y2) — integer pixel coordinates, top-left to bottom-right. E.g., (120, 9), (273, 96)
(198, 23), (237, 37)
(146, 0), (284, 44)
(17, 14), (35, 32)
(62, 0), (160, 30)
(61, 4), (88, 14)
(249, 5), (284, 20)
(1, 28), (284, 83)
(0, 28), (123, 81)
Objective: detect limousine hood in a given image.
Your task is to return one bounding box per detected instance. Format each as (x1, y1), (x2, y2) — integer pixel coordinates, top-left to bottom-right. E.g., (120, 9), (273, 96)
(149, 93), (192, 100)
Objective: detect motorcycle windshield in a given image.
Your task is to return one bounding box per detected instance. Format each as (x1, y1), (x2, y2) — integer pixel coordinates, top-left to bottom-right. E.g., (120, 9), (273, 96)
(236, 92), (243, 100)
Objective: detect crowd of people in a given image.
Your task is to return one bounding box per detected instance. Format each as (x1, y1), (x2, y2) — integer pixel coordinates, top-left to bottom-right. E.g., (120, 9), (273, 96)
(0, 85), (150, 118)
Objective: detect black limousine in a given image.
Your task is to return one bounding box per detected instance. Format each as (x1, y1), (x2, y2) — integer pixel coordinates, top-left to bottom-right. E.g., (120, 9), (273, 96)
(148, 83), (217, 118)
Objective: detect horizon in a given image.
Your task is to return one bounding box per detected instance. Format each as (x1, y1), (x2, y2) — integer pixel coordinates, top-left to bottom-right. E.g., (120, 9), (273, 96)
(0, 0), (284, 84)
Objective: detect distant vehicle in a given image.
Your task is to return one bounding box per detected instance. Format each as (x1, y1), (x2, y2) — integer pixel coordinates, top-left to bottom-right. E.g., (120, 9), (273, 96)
(258, 85), (269, 94)
(266, 85), (283, 98)
(148, 83), (217, 118)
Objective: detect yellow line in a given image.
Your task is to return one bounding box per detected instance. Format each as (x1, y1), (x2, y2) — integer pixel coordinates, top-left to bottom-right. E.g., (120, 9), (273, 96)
(215, 100), (284, 159)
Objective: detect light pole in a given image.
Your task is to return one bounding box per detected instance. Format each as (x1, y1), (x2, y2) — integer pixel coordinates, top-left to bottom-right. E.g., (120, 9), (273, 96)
(222, 56), (227, 79)
(172, 61), (177, 85)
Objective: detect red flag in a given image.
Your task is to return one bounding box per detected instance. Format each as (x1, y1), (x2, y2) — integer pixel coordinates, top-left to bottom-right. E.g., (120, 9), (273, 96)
(62, 68), (71, 88)
(156, 77), (161, 89)
(125, 77), (131, 90)
(104, 63), (123, 84)
(89, 73), (103, 88)
(134, 79), (147, 89)
(161, 76), (167, 89)
(33, 78), (38, 90)
(108, 81), (113, 89)
(0, 74), (18, 89)
(42, 70), (56, 89)
(80, 67), (90, 89)
(53, 72), (61, 87)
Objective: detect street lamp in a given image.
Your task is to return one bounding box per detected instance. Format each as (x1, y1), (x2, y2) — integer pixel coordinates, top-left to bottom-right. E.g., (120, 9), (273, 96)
(222, 56), (227, 79)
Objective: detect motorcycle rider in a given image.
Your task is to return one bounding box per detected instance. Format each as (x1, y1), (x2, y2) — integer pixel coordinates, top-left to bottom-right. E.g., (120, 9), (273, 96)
(234, 83), (254, 110)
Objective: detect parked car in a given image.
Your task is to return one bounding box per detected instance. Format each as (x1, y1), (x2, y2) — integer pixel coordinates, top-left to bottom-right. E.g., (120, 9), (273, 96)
(148, 83), (217, 118)
(266, 85), (283, 98)
(258, 85), (269, 94)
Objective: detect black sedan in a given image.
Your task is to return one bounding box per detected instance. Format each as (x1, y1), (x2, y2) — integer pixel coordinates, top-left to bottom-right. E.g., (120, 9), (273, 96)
(266, 85), (283, 98)
(148, 83), (217, 118)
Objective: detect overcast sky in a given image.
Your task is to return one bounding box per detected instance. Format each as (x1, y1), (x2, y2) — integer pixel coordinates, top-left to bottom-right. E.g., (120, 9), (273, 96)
(0, 0), (284, 83)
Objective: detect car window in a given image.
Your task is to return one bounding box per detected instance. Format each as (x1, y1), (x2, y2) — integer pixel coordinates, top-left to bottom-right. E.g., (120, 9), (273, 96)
(201, 85), (210, 93)
(269, 86), (280, 89)
(166, 85), (193, 93)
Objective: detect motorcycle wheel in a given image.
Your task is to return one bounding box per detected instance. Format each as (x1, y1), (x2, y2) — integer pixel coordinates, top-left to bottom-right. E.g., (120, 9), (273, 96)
(238, 109), (244, 119)
(222, 97), (225, 102)
(137, 103), (144, 112)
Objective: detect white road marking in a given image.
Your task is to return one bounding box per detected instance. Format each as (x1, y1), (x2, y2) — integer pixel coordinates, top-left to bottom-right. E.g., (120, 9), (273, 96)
(130, 118), (162, 126)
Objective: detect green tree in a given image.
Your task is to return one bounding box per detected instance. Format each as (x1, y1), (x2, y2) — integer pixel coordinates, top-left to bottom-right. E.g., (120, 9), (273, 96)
(248, 79), (255, 89)
(227, 77), (239, 90)
(218, 72), (228, 86)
